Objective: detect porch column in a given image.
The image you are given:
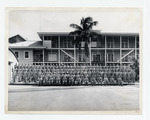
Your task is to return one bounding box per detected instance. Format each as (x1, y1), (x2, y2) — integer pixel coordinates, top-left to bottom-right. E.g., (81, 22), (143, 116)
(105, 36), (107, 66)
(120, 36), (122, 66)
(58, 36), (60, 65)
(43, 49), (44, 65)
(42, 35), (44, 46)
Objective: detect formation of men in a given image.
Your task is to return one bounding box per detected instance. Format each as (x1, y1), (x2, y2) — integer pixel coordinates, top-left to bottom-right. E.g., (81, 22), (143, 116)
(12, 64), (136, 86)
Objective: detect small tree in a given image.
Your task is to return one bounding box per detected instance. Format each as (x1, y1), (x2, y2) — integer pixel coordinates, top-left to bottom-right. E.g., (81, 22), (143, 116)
(130, 57), (139, 81)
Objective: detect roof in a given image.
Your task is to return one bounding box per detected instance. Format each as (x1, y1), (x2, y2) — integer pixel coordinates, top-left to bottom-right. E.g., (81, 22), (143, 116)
(9, 48), (19, 62)
(9, 41), (46, 49)
(37, 32), (139, 40)
(9, 34), (26, 44)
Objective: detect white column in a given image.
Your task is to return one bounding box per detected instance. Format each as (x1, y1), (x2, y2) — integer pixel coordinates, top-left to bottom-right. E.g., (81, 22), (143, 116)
(43, 49), (44, 65)
(58, 36), (60, 65)
(42, 35), (44, 46)
(42, 35), (44, 65)
(105, 36), (107, 66)
(120, 36), (122, 66)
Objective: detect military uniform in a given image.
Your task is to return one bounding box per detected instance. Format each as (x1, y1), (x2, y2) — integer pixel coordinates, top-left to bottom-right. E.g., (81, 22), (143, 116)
(109, 76), (115, 85)
(102, 75), (109, 85)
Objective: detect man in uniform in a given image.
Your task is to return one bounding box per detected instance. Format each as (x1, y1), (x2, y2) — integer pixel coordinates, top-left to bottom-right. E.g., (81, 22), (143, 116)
(109, 75), (116, 85)
(55, 74), (61, 86)
(90, 75), (97, 86)
(127, 69), (131, 84)
(62, 74), (67, 86)
(96, 74), (103, 85)
(68, 74), (74, 86)
(118, 75), (123, 86)
(130, 69), (136, 84)
(102, 74), (109, 85)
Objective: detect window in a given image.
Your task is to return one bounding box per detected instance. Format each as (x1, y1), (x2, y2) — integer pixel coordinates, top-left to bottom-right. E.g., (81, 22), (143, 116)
(122, 54), (129, 62)
(24, 51), (29, 59)
(107, 36), (114, 48)
(14, 51), (19, 58)
(92, 54), (102, 62)
(34, 54), (43, 62)
(97, 40), (102, 47)
(91, 42), (97, 47)
(79, 52), (85, 62)
(122, 36), (129, 48)
(107, 42), (114, 48)
(61, 36), (73, 48)
(122, 52), (131, 62)
(107, 52), (114, 62)
(63, 55), (71, 62)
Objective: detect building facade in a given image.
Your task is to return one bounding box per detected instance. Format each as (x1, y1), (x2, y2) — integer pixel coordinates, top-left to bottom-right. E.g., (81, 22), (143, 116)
(9, 32), (139, 66)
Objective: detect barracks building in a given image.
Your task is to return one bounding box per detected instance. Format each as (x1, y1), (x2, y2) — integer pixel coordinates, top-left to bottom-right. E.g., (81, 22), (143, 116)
(9, 32), (139, 66)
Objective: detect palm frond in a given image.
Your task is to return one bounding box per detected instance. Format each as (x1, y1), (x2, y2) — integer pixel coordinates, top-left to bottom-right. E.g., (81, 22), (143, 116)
(88, 21), (98, 30)
(69, 30), (82, 36)
(84, 17), (93, 24)
(70, 24), (83, 30)
(80, 17), (85, 26)
(90, 31), (99, 36)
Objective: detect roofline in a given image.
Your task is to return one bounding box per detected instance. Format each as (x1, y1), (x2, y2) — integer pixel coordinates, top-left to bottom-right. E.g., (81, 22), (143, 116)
(9, 46), (46, 49)
(9, 34), (26, 41)
(37, 32), (139, 40)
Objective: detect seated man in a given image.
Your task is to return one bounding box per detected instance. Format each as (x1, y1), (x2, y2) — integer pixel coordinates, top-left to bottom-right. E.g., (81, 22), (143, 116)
(118, 76), (123, 86)
(109, 75), (116, 85)
(90, 76), (97, 86)
(55, 75), (61, 86)
(49, 75), (54, 86)
(102, 75), (109, 85)
(38, 74), (43, 86)
(96, 75), (103, 85)
(74, 74), (80, 86)
(68, 75), (74, 86)
(62, 75), (68, 86)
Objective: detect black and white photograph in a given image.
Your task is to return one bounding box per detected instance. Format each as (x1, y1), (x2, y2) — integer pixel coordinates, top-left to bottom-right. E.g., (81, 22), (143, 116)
(6, 8), (142, 114)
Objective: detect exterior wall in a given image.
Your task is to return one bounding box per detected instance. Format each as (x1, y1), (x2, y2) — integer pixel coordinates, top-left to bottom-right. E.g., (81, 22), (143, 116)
(11, 49), (33, 65)
(10, 33), (139, 66)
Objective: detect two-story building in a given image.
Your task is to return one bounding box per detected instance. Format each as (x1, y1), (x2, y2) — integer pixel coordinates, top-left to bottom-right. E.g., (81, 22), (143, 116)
(9, 32), (139, 66)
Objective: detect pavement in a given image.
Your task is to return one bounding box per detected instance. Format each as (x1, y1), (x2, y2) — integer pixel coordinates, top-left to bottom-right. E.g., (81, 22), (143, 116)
(8, 84), (139, 111)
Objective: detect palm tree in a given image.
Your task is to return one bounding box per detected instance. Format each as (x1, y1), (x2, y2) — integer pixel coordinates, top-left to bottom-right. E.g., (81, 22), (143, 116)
(69, 17), (100, 63)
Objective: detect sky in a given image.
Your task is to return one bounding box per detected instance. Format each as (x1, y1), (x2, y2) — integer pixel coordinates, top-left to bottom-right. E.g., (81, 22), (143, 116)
(8, 8), (142, 41)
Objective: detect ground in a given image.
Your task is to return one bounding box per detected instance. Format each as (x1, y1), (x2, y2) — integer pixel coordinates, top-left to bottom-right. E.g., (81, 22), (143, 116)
(8, 84), (139, 112)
